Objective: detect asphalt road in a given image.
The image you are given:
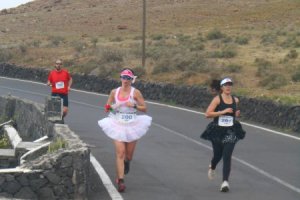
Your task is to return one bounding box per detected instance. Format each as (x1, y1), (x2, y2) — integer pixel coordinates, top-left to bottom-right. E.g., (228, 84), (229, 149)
(0, 77), (299, 200)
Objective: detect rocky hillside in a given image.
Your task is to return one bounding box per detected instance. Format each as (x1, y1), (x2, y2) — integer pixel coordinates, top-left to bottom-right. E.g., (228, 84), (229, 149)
(1, 0), (299, 39)
(0, 0), (300, 105)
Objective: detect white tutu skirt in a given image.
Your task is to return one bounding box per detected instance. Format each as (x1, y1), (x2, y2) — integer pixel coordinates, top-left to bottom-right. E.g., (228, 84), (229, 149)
(98, 115), (152, 142)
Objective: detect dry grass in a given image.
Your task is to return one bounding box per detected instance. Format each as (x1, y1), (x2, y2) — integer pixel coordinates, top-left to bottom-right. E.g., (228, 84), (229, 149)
(0, 0), (300, 104)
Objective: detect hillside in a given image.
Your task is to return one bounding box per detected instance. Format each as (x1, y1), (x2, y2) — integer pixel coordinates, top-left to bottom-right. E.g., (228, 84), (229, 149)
(0, 0), (300, 104)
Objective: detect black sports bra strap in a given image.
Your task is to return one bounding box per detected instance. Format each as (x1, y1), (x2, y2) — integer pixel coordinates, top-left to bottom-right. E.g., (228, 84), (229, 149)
(232, 95), (236, 104)
(219, 94), (224, 104)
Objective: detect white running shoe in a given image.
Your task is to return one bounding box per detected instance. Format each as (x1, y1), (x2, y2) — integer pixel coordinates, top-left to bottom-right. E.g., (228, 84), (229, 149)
(208, 165), (216, 180)
(220, 181), (230, 192)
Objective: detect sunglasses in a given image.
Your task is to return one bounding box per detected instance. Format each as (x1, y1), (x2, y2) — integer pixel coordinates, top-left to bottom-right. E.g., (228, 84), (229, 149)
(120, 75), (133, 80)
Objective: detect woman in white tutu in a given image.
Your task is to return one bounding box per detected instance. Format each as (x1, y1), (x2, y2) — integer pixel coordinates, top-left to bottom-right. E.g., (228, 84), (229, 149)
(98, 68), (152, 192)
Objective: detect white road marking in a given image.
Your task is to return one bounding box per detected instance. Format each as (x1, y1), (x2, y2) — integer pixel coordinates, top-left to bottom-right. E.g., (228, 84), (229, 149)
(90, 154), (124, 200)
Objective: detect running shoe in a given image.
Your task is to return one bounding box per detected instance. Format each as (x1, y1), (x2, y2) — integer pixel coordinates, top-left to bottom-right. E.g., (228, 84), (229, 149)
(117, 179), (126, 192)
(220, 181), (230, 192)
(124, 160), (130, 175)
(208, 165), (215, 180)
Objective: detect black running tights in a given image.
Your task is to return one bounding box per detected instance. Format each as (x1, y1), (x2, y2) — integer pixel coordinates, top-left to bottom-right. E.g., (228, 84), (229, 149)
(210, 141), (236, 181)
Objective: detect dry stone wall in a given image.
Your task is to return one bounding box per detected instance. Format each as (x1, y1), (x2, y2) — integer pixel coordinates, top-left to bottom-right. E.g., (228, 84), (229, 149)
(0, 63), (299, 133)
(0, 95), (90, 199)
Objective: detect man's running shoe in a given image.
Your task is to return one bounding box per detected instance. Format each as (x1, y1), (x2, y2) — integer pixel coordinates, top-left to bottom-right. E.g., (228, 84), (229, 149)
(124, 160), (130, 175)
(117, 179), (126, 192)
(220, 181), (230, 192)
(208, 165), (215, 180)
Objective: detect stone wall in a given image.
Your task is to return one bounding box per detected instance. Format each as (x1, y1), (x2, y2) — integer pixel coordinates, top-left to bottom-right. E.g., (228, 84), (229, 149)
(0, 95), (90, 199)
(0, 149), (17, 168)
(0, 96), (50, 141)
(0, 63), (299, 133)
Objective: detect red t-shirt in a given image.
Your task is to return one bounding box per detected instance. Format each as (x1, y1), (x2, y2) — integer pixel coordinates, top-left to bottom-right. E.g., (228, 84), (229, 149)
(48, 69), (71, 94)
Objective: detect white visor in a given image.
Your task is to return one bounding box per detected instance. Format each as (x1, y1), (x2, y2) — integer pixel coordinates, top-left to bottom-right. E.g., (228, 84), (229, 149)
(220, 78), (233, 86)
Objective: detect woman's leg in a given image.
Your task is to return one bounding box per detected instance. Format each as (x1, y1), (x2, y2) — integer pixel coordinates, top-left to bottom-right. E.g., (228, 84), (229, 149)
(222, 142), (236, 181)
(211, 141), (223, 169)
(125, 140), (137, 161)
(113, 140), (126, 179)
(124, 141), (137, 174)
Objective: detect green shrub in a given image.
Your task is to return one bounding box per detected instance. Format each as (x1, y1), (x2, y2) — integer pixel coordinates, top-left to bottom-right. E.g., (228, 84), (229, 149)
(260, 33), (277, 45)
(189, 42), (205, 51)
(255, 58), (272, 77)
(175, 71), (197, 84)
(222, 36), (232, 43)
(235, 36), (249, 45)
(150, 46), (210, 74)
(110, 37), (123, 42)
(186, 54), (210, 73)
(285, 49), (298, 59)
(63, 59), (76, 68)
(85, 59), (100, 72)
(152, 58), (174, 74)
(280, 36), (300, 48)
(176, 34), (192, 44)
(221, 48), (237, 58)
(259, 73), (287, 89)
(91, 38), (98, 47)
(19, 44), (27, 54)
(292, 70), (300, 82)
(98, 65), (121, 78)
(101, 49), (124, 63)
(196, 34), (205, 42)
(234, 88), (251, 96)
(0, 49), (12, 62)
(0, 134), (11, 149)
(48, 137), (67, 153)
(146, 44), (179, 60)
(133, 35), (143, 40)
(274, 96), (300, 105)
(31, 40), (41, 47)
(48, 36), (65, 47)
(133, 66), (146, 77)
(146, 46), (164, 60)
(209, 48), (237, 58)
(181, 71), (196, 79)
(206, 29), (226, 40)
(226, 64), (242, 73)
(72, 41), (87, 53)
(276, 30), (287, 36)
(150, 34), (166, 40)
(294, 40), (300, 48)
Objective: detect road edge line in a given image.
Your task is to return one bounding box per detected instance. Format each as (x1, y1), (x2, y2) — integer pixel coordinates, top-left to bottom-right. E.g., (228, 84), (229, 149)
(90, 154), (123, 200)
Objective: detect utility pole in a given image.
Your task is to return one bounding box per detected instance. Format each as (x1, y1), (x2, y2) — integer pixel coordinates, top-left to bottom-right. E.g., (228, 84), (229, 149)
(142, 0), (146, 68)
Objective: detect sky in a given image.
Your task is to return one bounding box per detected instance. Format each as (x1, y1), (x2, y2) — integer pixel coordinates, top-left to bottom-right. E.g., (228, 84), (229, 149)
(0, 0), (34, 10)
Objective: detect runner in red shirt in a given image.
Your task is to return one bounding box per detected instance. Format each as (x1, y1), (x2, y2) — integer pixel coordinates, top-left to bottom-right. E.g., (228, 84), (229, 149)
(47, 59), (73, 120)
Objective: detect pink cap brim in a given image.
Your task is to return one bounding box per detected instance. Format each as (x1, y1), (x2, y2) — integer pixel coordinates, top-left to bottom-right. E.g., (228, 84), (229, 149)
(120, 70), (134, 78)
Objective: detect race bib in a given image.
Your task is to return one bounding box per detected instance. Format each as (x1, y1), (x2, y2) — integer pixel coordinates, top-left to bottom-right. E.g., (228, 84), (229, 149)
(55, 81), (65, 89)
(218, 115), (234, 127)
(116, 112), (136, 123)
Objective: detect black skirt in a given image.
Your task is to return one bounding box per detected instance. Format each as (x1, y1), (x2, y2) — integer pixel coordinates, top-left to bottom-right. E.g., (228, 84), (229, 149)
(200, 121), (246, 143)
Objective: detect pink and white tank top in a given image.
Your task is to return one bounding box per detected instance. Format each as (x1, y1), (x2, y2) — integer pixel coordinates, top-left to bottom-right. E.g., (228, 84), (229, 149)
(114, 87), (137, 113)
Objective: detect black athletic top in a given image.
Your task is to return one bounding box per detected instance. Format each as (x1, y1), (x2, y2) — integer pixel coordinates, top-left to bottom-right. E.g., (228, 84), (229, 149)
(213, 94), (237, 125)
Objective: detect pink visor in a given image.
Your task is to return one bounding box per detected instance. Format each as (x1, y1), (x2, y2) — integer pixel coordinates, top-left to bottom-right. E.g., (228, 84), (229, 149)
(120, 69), (134, 78)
